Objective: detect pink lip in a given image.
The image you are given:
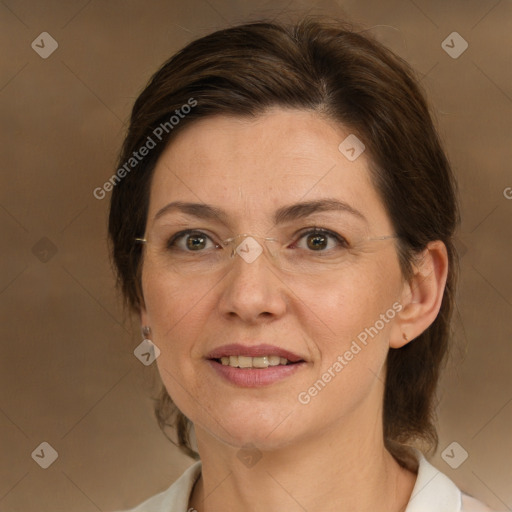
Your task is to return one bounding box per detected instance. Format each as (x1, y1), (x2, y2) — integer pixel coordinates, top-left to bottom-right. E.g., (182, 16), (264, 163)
(205, 344), (306, 388)
(207, 359), (306, 388)
(206, 343), (304, 363)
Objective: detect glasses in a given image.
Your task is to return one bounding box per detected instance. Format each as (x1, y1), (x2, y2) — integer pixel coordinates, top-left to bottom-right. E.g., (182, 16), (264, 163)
(135, 227), (399, 276)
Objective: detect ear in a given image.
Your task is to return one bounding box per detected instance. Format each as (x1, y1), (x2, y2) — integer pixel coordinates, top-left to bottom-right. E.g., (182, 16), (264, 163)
(389, 240), (449, 348)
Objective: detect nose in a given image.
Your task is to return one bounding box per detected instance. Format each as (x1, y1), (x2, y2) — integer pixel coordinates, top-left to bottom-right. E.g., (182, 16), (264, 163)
(216, 249), (288, 323)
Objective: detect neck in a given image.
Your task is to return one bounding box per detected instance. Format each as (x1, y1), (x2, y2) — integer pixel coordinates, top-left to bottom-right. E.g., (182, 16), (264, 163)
(189, 416), (417, 512)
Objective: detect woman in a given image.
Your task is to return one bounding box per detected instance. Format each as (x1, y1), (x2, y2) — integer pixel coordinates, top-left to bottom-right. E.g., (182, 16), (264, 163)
(109, 17), (493, 512)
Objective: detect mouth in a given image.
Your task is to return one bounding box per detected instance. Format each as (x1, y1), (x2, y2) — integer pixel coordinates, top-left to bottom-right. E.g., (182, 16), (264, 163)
(206, 343), (305, 366)
(213, 355), (300, 368)
(205, 344), (306, 387)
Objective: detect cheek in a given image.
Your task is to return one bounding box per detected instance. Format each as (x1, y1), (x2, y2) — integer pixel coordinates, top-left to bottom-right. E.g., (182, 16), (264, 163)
(141, 267), (212, 371)
(298, 261), (399, 384)
(143, 269), (217, 420)
(142, 264), (212, 333)
(300, 263), (397, 336)
(292, 274), (394, 426)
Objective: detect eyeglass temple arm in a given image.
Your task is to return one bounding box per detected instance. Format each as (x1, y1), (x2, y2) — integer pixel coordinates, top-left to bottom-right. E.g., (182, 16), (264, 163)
(134, 233), (399, 245)
(369, 234), (399, 241)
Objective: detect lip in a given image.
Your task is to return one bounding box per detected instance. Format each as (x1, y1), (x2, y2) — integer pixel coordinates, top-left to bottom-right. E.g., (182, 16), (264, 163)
(205, 343), (307, 388)
(207, 359), (306, 388)
(205, 343), (305, 363)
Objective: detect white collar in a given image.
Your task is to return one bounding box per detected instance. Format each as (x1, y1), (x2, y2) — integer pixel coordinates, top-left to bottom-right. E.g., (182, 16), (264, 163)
(405, 450), (461, 511)
(124, 450), (491, 511)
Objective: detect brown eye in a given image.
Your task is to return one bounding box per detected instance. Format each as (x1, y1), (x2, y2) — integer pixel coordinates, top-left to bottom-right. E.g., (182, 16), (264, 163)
(186, 234), (207, 250)
(306, 233), (328, 250)
(294, 228), (347, 252)
(167, 230), (217, 251)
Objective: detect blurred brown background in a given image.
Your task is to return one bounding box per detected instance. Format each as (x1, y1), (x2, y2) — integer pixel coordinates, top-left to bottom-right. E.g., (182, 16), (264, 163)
(1, 0), (511, 510)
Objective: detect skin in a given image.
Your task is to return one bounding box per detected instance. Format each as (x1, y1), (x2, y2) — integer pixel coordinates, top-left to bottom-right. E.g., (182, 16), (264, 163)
(140, 109), (449, 512)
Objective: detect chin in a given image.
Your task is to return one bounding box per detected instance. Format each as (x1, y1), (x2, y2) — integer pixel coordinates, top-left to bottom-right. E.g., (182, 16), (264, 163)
(220, 428), (298, 453)
(199, 404), (303, 451)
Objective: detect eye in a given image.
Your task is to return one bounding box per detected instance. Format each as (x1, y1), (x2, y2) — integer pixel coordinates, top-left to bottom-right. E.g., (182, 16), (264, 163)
(168, 230), (219, 251)
(292, 228), (348, 251)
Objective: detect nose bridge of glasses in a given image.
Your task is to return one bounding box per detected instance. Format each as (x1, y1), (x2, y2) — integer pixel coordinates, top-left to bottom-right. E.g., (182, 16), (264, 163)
(223, 233), (281, 262)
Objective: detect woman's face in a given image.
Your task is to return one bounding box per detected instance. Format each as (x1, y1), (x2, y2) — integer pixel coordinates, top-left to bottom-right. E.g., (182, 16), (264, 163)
(140, 109), (407, 450)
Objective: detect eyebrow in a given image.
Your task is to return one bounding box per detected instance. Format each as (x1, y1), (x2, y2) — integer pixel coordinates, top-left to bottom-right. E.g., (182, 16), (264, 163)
(154, 201), (228, 222)
(274, 198), (367, 225)
(154, 198), (367, 225)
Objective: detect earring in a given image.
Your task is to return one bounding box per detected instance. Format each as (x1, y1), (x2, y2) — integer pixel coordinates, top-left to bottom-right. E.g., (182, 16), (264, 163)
(142, 326), (151, 340)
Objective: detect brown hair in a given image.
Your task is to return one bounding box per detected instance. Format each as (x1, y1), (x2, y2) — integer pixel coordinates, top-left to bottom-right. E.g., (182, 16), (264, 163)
(109, 16), (460, 469)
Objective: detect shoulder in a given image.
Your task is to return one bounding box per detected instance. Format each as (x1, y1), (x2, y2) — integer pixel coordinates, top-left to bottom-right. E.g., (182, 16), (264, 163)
(405, 450), (493, 511)
(112, 461), (202, 512)
(461, 492), (494, 512)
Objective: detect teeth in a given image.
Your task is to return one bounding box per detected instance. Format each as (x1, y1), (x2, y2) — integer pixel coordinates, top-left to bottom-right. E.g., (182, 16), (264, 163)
(268, 355), (281, 366)
(253, 356), (269, 368)
(219, 355), (293, 368)
(238, 356), (252, 368)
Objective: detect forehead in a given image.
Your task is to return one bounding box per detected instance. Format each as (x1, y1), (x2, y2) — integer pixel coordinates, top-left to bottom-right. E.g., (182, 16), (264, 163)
(148, 109), (391, 231)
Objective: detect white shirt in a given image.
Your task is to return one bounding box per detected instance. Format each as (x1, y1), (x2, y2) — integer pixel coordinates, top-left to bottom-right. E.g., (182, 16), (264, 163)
(118, 452), (493, 511)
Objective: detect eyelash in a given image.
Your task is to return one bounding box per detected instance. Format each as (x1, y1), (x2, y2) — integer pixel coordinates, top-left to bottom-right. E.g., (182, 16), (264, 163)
(166, 227), (349, 251)
(293, 227), (349, 249)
